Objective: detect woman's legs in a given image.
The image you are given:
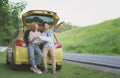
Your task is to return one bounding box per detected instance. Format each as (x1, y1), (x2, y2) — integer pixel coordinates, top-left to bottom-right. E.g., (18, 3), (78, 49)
(34, 45), (43, 65)
(28, 44), (36, 67)
(28, 44), (43, 74)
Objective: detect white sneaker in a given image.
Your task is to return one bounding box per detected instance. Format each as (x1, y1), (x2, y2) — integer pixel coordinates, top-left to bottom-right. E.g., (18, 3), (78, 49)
(30, 67), (42, 74)
(35, 69), (42, 74)
(30, 67), (36, 72)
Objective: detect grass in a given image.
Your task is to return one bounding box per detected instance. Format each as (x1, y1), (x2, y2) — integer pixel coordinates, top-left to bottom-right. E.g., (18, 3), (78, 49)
(0, 52), (120, 78)
(57, 17), (120, 55)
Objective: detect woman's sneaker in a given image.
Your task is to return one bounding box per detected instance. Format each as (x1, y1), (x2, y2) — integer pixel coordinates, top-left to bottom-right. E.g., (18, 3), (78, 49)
(35, 69), (42, 74)
(30, 67), (42, 74)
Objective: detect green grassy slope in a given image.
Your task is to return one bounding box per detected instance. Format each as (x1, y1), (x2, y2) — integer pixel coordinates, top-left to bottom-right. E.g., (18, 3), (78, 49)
(57, 17), (120, 55)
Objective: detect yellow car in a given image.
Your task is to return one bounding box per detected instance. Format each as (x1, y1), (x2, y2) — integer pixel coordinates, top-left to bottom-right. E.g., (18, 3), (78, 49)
(6, 10), (63, 71)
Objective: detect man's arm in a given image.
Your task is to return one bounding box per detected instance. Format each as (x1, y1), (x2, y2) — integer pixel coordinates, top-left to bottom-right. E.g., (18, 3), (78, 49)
(54, 21), (64, 31)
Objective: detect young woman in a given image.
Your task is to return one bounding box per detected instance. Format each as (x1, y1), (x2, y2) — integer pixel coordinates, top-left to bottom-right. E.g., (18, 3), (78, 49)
(28, 22), (43, 74)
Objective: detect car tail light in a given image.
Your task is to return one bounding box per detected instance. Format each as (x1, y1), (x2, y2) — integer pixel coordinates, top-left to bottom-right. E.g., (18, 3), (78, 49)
(55, 42), (62, 48)
(16, 40), (26, 47)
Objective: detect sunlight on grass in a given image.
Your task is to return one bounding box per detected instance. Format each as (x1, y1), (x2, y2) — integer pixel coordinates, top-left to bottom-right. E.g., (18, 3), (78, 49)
(0, 52), (120, 78)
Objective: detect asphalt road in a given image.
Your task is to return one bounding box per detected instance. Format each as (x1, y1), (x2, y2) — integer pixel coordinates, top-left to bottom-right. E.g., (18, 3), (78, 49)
(63, 53), (120, 73)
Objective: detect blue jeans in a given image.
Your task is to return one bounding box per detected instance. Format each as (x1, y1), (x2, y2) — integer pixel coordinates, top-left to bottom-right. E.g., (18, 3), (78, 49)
(28, 43), (43, 67)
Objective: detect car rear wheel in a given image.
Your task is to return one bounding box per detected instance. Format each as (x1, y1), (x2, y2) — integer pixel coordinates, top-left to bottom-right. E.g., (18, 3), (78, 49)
(56, 65), (62, 71)
(11, 53), (18, 70)
(6, 52), (11, 65)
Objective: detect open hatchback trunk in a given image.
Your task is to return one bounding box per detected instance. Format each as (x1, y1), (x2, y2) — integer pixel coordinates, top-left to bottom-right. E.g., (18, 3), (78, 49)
(22, 10), (59, 30)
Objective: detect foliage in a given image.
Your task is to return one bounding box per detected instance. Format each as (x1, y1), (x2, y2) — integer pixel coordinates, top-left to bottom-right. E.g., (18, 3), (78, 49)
(0, 0), (26, 46)
(57, 17), (120, 55)
(55, 22), (78, 33)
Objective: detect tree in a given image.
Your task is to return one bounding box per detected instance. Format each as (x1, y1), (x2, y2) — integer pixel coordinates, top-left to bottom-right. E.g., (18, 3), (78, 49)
(0, 0), (27, 46)
(55, 22), (78, 33)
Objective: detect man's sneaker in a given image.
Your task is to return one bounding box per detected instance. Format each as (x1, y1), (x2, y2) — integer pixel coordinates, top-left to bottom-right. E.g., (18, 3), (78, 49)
(30, 67), (42, 74)
(52, 70), (56, 74)
(44, 69), (48, 73)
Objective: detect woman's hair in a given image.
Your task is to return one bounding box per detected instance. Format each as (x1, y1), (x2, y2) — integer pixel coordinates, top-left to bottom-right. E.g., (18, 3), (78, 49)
(31, 22), (39, 32)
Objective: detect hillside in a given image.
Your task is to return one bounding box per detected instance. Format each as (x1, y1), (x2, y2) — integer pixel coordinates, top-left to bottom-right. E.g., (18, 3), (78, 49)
(57, 17), (120, 55)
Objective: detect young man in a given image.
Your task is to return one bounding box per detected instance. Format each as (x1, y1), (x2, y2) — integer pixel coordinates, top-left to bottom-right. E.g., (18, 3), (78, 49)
(41, 21), (64, 74)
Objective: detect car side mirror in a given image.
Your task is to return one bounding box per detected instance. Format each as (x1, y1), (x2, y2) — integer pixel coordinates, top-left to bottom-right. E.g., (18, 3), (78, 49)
(5, 38), (11, 43)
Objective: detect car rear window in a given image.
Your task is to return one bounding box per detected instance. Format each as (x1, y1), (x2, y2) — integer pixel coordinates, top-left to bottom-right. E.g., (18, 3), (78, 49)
(25, 14), (54, 25)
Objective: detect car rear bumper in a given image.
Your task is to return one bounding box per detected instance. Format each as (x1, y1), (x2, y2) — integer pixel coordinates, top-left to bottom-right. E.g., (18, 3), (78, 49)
(14, 46), (63, 65)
